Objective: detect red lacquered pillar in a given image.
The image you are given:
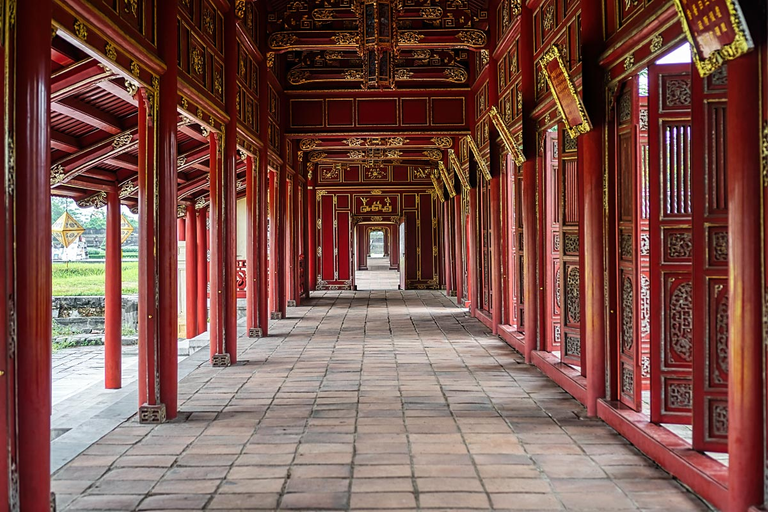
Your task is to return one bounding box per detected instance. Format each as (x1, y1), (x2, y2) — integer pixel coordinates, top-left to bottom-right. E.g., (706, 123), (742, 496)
(223, 1), (238, 363)
(246, 155), (259, 336)
(136, 87), (159, 412)
(178, 218), (185, 241)
(105, 191), (122, 389)
(307, 165), (317, 291)
(454, 195), (464, 305)
(490, 176), (502, 333)
(185, 205), (198, 339)
(157, 0), (179, 418)
(390, 223), (399, 270)
(277, 165), (287, 318)
(726, 30), (765, 511)
(209, 132), (224, 361)
(15, 0), (52, 506)
(196, 208), (208, 334)
(268, 170), (278, 316)
(519, 1), (537, 363)
(579, 0), (605, 416)
(441, 202), (452, 294)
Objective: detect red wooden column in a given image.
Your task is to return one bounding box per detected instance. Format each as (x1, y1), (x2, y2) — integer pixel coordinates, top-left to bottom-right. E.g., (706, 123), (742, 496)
(246, 155), (260, 336)
(268, 169), (278, 316)
(726, 22), (765, 511)
(518, 2), (537, 362)
(185, 205), (198, 339)
(442, 202), (453, 295)
(307, 164), (317, 291)
(136, 87), (160, 417)
(579, 0), (606, 416)
(105, 191), (122, 389)
(209, 132), (225, 361)
(223, 1), (239, 364)
(14, 0), (53, 506)
(277, 164), (288, 318)
(156, 0), (179, 419)
(454, 195), (465, 305)
(196, 208), (208, 334)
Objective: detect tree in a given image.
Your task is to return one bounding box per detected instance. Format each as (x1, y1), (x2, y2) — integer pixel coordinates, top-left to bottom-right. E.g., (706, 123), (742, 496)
(51, 197), (84, 224)
(84, 209), (107, 230)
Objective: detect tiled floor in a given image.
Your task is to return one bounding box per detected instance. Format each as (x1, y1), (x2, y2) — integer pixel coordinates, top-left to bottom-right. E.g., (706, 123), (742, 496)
(355, 257), (400, 290)
(55, 291), (710, 511)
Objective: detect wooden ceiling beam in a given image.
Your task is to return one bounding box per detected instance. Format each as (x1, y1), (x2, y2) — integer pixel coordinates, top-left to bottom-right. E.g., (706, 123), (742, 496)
(52, 59), (112, 101)
(51, 97), (123, 134)
(51, 129), (81, 153)
(97, 79), (139, 106)
(179, 124), (209, 143)
(104, 154), (139, 172)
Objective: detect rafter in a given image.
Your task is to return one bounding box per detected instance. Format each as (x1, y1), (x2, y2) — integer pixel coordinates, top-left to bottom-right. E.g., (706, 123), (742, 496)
(51, 97), (124, 134)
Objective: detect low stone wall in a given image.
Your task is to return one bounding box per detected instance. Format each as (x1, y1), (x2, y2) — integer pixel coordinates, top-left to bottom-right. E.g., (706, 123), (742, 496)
(52, 296), (139, 332)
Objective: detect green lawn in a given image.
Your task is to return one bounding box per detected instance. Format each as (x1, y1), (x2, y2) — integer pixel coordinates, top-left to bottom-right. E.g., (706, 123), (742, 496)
(52, 262), (139, 296)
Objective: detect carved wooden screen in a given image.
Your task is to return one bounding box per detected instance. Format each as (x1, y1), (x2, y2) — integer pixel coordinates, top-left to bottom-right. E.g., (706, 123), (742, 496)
(503, 154), (520, 329)
(544, 132), (562, 353)
(479, 178), (492, 313)
(692, 67), (729, 452)
(516, 168), (524, 332)
(649, 64), (694, 425)
(560, 132), (581, 367)
(614, 77), (650, 410)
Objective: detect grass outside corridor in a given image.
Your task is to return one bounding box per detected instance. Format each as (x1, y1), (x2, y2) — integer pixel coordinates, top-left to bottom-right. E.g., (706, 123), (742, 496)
(52, 262), (139, 296)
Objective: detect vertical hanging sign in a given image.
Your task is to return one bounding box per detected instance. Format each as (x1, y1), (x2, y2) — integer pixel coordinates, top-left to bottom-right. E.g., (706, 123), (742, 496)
(540, 45), (592, 138)
(672, 0), (753, 77)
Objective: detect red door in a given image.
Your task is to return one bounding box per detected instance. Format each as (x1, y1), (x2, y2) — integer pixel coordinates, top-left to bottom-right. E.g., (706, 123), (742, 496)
(559, 131), (580, 367)
(691, 66), (729, 452)
(649, 63), (694, 425)
(543, 131), (561, 353)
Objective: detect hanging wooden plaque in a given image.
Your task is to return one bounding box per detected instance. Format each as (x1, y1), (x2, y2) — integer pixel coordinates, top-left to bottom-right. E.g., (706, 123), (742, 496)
(540, 45), (592, 138)
(465, 135), (491, 181)
(672, 0), (753, 77)
(489, 106), (526, 166)
(438, 162), (457, 198)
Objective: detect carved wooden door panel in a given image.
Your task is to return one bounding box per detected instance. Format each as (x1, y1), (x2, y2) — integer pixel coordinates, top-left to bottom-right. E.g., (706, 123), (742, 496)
(504, 155), (519, 329)
(544, 131), (561, 352)
(480, 179), (492, 312)
(615, 77), (644, 410)
(649, 63), (694, 425)
(692, 67), (729, 452)
(560, 132), (581, 367)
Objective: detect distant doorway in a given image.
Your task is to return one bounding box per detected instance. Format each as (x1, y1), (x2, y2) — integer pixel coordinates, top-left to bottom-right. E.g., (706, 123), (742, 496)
(355, 224), (400, 290)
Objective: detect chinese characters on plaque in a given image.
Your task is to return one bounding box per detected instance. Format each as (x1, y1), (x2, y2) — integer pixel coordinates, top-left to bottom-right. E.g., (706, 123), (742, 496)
(540, 45), (592, 138)
(672, 0), (753, 77)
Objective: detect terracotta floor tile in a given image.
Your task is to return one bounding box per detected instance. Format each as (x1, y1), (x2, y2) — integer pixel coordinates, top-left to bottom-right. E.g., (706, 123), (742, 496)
(56, 292), (707, 512)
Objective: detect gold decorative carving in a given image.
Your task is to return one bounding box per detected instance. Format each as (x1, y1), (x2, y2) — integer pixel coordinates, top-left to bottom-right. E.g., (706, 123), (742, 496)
(105, 43), (117, 61)
(288, 69), (310, 85)
(399, 32), (424, 44)
(267, 52), (275, 71)
(762, 121), (768, 187)
(324, 50), (344, 59)
(112, 133), (133, 149)
(423, 149), (442, 161)
(269, 32), (299, 49)
(650, 34), (664, 53)
(624, 54), (635, 71)
(124, 0), (137, 16)
(50, 164), (66, 186)
(456, 30), (487, 47)
(448, 149), (470, 190)
(443, 67), (468, 83)
(343, 137), (365, 146)
(420, 7), (442, 18)
(543, 5), (555, 30)
(177, 156), (187, 168)
(192, 48), (204, 75)
(332, 32), (359, 45)
(125, 80), (139, 98)
(387, 137), (408, 146)
(300, 139), (320, 151)
(480, 49), (490, 67)
(395, 68), (413, 80)
(130, 61), (140, 77)
(344, 69), (364, 80)
(119, 180), (137, 199)
(235, 0), (246, 19)
(438, 161), (456, 198)
(214, 71), (223, 96)
(431, 137), (452, 148)
(77, 191), (108, 209)
(412, 49), (431, 59)
(74, 19), (88, 41)
(309, 152), (327, 162)
(203, 8), (215, 36)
